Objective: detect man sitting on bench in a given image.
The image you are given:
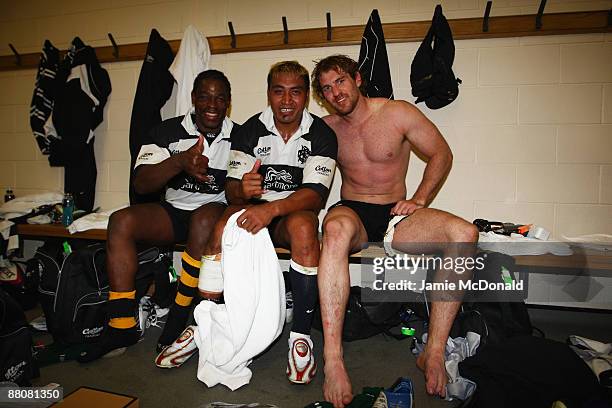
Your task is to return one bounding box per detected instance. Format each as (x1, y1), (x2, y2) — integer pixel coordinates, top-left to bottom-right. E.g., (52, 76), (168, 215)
(78, 70), (239, 362)
(197, 61), (337, 384)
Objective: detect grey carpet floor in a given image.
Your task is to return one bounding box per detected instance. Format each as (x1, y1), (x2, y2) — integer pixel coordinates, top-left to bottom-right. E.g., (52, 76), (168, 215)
(29, 307), (612, 408)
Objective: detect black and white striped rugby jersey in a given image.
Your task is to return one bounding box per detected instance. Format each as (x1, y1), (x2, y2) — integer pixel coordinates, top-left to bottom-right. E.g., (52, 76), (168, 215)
(134, 111), (239, 210)
(228, 107), (337, 202)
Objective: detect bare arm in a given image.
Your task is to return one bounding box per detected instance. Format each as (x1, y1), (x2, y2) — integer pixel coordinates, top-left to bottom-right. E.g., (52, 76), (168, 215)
(404, 102), (452, 206)
(134, 136), (209, 195)
(392, 102), (452, 215)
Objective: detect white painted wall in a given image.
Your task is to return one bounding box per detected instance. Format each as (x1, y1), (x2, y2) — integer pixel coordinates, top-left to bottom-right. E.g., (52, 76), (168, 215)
(1, 0), (611, 238)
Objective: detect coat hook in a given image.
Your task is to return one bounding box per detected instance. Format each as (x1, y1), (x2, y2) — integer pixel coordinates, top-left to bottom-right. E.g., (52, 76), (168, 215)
(107, 33), (119, 58)
(282, 16), (288, 44)
(483, 1), (492, 32)
(536, 0), (547, 30)
(228, 21), (236, 48)
(8, 43), (21, 66)
(326, 12), (332, 41)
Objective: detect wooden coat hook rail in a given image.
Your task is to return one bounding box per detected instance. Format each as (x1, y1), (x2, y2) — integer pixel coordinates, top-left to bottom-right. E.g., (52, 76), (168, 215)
(0, 9), (610, 71)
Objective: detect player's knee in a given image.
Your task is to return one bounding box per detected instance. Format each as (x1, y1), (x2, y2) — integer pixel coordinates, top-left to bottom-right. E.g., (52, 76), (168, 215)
(285, 212), (319, 243)
(108, 209), (137, 241)
(322, 215), (357, 244)
(449, 220), (479, 243)
(189, 207), (218, 235)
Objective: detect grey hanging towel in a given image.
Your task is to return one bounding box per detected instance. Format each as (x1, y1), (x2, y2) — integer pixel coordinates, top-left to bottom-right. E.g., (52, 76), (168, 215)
(30, 40), (60, 155)
(410, 5), (461, 109)
(129, 29), (175, 205)
(358, 9), (394, 99)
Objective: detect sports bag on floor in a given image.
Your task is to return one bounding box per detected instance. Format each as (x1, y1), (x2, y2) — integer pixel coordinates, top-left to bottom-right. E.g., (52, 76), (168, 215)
(0, 288), (38, 385)
(32, 240), (158, 345)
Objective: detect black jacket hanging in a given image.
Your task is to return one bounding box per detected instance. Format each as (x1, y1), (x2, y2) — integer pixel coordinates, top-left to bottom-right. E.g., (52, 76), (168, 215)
(410, 5), (461, 109)
(129, 29), (175, 205)
(49, 37), (111, 212)
(358, 9), (394, 99)
(30, 40), (60, 155)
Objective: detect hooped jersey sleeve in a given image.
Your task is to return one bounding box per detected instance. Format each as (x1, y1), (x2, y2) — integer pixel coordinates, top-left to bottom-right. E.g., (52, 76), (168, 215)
(299, 117), (337, 200)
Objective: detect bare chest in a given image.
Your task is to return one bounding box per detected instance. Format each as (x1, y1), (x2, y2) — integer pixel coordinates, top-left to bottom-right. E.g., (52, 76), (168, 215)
(336, 121), (407, 166)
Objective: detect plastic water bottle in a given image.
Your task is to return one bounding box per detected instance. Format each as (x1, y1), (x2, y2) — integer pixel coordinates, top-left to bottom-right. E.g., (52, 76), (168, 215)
(62, 193), (74, 227)
(4, 189), (15, 203)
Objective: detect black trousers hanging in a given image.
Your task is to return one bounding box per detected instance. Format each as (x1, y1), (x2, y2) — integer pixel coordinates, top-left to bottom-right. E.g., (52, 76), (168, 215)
(129, 29), (175, 205)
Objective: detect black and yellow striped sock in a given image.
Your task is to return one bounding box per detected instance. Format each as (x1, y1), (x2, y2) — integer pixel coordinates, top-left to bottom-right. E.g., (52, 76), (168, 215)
(174, 252), (201, 308)
(157, 251), (200, 348)
(108, 290), (137, 330)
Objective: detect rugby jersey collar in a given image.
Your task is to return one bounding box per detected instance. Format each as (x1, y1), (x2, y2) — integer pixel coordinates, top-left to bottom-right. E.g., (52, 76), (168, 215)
(181, 108), (233, 142)
(258, 106), (314, 139)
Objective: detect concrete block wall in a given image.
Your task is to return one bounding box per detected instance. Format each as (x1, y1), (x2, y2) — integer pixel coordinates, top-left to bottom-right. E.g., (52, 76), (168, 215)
(0, 0), (611, 238)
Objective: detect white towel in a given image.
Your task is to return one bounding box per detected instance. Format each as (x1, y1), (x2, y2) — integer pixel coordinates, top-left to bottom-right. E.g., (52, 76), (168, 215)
(67, 205), (127, 233)
(194, 210), (285, 390)
(169, 25), (210, 117)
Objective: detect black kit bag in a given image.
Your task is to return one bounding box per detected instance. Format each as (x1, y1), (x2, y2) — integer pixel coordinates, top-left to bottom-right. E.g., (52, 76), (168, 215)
(314, 286), (412, 342)
(0, 288), (39, 386)
(449, 252), (534, 348)
(410, 4), (461, 109)
(31, 240), (159, 345)
(0, 259), (39, 311)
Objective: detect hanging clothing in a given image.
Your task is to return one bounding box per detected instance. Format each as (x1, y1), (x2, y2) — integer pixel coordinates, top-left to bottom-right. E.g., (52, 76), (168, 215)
(48, 37), (111, 212)
(169, 25), (210, 117)
(129, 29), (175, 205)
(30, 40), (60, 155)
(193, 211), (285, 390)
(358, 9), (394, 99)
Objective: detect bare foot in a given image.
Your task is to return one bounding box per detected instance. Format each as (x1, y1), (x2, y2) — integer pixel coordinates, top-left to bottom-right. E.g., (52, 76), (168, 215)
(416, 348), (447, 398)
(323, 359), (353, 408)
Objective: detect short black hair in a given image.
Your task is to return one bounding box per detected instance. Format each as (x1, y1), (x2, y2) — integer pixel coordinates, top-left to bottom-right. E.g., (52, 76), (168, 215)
(193, 69), (231, 99)
(267, 61), (310, 91)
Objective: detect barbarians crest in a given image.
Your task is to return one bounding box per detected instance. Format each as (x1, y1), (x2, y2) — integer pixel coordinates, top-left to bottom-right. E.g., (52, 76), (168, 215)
(297, 145), (310, 164)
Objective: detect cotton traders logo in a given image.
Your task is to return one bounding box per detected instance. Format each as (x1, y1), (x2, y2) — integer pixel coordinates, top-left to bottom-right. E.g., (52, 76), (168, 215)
(265, 168), (293, 183)
(257, 146), (271, 156)
(297, 146), (311, 164)
(5, 361), (26, 380)
(139, 152), (153, 160)
(82, 326), (104, 337)
(229, 160), (241, 168)
(315, 165), (332, 176)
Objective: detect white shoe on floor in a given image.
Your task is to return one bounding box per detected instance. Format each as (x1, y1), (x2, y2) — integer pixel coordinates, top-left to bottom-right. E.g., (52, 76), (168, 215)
(154, 325), (198, 368)
(286, 333), (317, 384)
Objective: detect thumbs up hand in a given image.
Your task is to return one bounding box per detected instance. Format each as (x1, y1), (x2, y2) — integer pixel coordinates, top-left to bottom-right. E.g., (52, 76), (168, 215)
(241, 159), (264, 199)
(181, 136), (209, 182)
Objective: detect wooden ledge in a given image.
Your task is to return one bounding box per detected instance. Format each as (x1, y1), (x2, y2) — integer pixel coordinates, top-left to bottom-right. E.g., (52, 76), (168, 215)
(1, 10), (610, 71)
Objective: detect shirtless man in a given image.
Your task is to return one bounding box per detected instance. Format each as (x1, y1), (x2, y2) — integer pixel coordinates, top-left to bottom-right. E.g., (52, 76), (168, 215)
(312, 55), (478, 407)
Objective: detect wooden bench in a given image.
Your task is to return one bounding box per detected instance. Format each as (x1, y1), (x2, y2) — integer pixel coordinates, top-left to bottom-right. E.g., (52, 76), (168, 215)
(16, 223), (612, 277)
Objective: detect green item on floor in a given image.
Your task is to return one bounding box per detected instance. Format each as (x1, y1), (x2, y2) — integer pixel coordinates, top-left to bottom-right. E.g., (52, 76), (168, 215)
(304, 387), (384, 408)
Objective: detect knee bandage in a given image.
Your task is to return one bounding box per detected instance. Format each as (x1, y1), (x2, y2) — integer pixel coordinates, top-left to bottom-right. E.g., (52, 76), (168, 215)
(198, 255), (223, 294)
